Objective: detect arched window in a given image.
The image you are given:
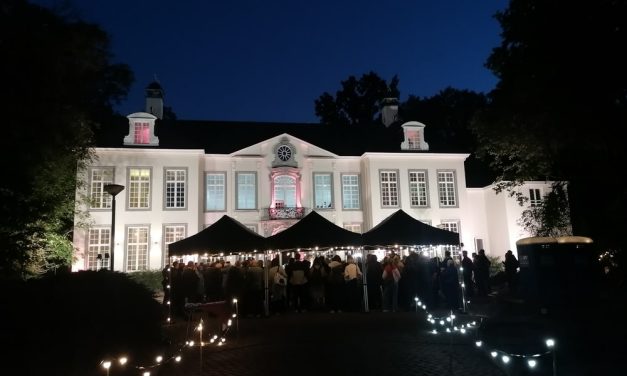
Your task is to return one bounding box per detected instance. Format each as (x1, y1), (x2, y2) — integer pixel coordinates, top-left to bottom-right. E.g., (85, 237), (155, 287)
(273, 175), (296, 207)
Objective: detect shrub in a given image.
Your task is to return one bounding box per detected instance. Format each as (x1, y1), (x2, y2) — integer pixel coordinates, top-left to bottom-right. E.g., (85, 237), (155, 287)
(1, 270), (166, 376)
(127, 269), (163, 294)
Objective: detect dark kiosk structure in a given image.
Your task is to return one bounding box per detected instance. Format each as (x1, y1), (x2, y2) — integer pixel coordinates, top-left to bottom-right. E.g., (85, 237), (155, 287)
(516, 236), (599, 311)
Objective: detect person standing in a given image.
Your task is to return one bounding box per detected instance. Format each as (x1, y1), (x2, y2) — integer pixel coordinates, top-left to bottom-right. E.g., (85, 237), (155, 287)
(366, 254), (383, 310)
(461, 251), (475, 299)
(503, 250), (520, 295)
(344, 256), (362, 312)
(382, 257), (401, 312)
(475, 249), (491, 297)
(441, 259), (461, 311)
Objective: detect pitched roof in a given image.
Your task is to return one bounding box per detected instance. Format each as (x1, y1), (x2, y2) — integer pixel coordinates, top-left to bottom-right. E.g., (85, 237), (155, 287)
(94, 116), (407, 156)
(93, 115), (496, 187)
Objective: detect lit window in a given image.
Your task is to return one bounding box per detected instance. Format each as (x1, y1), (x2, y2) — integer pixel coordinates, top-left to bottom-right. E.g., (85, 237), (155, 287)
(165, 169), (186, 209)
(89, 168), (114, 209)
(206, 173), (226, 211)
(314, 173), (333, 209)
(409, 170), (428, 207)
(87, 228), (110, 270)
(163, 225), (185, 266)
(133, 122), (150, 144)
(237, 172), (257, 210)
(380, 171), (399, 207)
(128, 168), (151, 209)
(529, 189), (542, 207)
(440, 221), (460, 258)
(437, 171), (457, 207)
(274, 175), (297, 207)
(407, 131), (421, 149)
(342, 174), (360, 210)
(343, 223), (362, 233)
(127, 226), (149, 271)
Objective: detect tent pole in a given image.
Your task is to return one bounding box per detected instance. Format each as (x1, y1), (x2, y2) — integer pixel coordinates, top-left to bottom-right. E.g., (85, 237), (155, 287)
(362, 248), (369, 313)
(264, 250), (270, 317)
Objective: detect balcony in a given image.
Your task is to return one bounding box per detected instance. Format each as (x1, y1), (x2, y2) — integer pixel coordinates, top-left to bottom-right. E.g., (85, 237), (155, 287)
(264, 206), (307, 220)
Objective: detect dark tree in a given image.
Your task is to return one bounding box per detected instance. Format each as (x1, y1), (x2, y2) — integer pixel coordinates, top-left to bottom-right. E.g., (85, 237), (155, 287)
(471, 0), (627, 248)
(0, 1), (133, 277)
(315, 72), (400, 127)
(401, 87), (487, 153)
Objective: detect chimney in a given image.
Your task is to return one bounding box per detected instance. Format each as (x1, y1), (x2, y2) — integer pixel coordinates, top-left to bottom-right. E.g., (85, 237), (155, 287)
(145, 80), (164, 119)
(381, 97), (399, 127)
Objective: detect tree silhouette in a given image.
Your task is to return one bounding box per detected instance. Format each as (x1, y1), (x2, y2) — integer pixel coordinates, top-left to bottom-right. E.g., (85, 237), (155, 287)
(0, 1), (133, 276)
(471, 0), (627, 248)
(315, 71), (399, 127)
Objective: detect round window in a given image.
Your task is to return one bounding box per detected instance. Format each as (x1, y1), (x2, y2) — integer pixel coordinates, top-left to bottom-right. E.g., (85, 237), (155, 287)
(277, 145), (292, 162)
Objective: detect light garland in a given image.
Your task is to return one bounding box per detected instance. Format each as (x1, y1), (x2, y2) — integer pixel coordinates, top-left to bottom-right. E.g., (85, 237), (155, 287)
(413, 296), (558, 373)
(98, 299), (237, 374)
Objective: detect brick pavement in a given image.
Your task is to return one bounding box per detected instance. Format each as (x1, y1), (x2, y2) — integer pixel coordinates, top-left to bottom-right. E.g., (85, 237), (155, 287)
(153, 291), (627, 376)
(157, 310), (506, 376)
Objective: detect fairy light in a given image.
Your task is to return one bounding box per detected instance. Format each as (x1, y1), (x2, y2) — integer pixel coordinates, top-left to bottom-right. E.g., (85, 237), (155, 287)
(501, 355), (510, 364)
(118, 356), (127, 365)
(475, 341), (482, 347)
(527, 359), (537, 368)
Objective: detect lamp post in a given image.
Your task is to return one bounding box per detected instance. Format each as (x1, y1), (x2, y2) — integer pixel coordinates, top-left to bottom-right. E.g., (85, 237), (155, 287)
(104, 184), (124, 272)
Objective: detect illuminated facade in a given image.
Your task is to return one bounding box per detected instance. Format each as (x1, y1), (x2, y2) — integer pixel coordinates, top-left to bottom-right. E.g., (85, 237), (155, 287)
(72, 82), (553, 272)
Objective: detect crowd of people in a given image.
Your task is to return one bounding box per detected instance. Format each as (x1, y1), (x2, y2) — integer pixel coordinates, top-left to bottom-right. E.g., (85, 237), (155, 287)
(162, 248), (520, 317)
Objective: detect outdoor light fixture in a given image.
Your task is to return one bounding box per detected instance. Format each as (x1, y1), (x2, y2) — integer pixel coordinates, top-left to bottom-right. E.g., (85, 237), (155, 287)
(103, 184), (124, 271)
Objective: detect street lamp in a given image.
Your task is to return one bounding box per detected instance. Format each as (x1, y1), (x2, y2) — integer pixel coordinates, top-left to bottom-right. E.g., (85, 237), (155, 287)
(104, 184), (124, 271)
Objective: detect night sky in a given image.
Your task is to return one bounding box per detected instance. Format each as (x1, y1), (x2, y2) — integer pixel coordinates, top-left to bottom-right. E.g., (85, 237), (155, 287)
(34, 0), (506, 122)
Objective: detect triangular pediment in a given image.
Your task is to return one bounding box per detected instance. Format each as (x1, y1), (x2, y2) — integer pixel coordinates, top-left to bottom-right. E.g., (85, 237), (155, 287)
(230, 133), (340, 159)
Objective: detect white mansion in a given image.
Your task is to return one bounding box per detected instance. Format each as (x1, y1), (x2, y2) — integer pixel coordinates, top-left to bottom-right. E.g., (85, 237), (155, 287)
(72, 82), (550, 272)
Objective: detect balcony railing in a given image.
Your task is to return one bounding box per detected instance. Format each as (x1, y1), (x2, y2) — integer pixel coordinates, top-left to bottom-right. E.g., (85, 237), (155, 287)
(265, 206), (306, 220)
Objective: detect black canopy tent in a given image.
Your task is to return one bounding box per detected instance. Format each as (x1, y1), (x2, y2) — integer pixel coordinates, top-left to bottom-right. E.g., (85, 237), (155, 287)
(266, 210), (362, 250)
(362, 209), (460, 246)
(168, 215), (266, 256)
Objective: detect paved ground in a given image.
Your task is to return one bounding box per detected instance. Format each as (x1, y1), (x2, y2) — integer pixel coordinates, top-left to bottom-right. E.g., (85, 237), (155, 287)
(150, 289), (627, 376)
(157, 309), (506, 376)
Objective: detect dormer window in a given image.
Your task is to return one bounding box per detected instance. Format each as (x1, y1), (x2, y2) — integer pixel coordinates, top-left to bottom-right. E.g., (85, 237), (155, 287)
(407, 130), (421, 150)
(124, 112), (159, 146)
(400, 121), (429, 151)
(134, 122), (150, 144)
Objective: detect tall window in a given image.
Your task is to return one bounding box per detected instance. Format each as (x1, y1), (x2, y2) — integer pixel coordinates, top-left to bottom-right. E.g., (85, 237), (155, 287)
(87, 228), (110, 270)
(529, 189), (542, 207)
(437, 171), (457, 207)
(379, 170), (399, 207)
(89, 168), (114, 209)
(126, 226), (149, 271)
(128, 168), (151, 209)
(409, 170), (428, 207)
(314, 173), (333, 209)
(163, 225), (186, 266)
(206, 173), (226, 211)
(343, 223), (362, 233)
(341, 174), (360, 210)
(274, 175), (297, 207)
(440, 220), (460, 258)
(134, 122), (150, 144)
(236, 172), (257, 210)
(165, 169), (186, 209)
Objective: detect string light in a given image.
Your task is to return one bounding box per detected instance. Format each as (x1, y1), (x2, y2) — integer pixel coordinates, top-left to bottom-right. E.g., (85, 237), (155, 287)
(97, 311), (235, 374)
(414, 296), (556, 372)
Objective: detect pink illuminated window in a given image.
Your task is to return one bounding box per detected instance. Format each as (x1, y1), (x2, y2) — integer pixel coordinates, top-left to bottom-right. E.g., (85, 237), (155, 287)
(134, 122), (150, 144)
